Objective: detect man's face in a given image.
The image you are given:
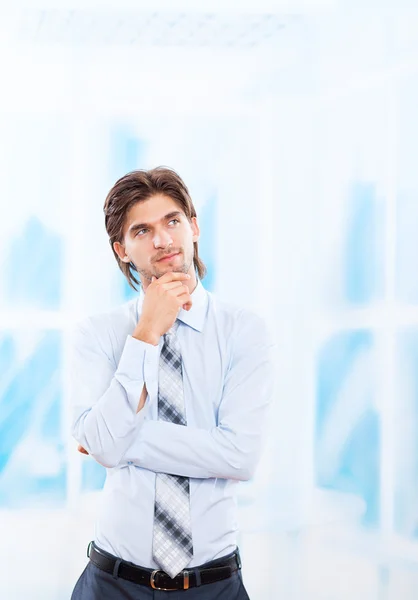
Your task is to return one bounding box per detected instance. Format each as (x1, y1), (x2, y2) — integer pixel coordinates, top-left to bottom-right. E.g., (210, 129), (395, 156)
(114, 193), (200, 283)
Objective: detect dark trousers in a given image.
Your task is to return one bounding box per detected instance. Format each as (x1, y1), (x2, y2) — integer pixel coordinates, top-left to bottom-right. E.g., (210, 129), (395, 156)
(71, 549), (251, 600)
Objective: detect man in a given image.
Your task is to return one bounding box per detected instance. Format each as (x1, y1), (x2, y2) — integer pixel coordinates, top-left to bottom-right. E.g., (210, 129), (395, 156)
(70, 167), (275, 599)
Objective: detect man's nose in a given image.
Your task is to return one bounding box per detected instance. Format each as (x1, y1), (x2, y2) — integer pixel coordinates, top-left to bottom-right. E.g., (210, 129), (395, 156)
(153, 229), (173, 248)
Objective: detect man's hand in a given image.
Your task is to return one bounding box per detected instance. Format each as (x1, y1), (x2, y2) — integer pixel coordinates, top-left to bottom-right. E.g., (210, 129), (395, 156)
(133, 272), (192, 345)
(78, 444), (89, 455)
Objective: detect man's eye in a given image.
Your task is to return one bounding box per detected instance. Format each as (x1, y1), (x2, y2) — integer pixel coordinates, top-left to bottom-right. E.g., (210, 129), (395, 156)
(136, 229), (147, 236)
(169, 219), (179, 225)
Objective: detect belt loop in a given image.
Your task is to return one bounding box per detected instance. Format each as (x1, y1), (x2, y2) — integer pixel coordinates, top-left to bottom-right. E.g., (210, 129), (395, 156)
(236, 549), (242, 570)
(87, 541), (93, 558)
(112, 558), (122, 579)
(193, 567), (202, 587)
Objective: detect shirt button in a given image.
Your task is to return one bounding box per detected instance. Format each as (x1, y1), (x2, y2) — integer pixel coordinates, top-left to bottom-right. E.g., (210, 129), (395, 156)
(127, 461), (133, 465)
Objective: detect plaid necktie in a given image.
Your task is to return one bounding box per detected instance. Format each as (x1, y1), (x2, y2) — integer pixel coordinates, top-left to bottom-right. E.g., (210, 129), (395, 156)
(152, 320), (193, 578)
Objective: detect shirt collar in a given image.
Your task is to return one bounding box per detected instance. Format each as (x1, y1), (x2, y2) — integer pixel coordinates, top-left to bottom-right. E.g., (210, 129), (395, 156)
(136, 278), (208, 333)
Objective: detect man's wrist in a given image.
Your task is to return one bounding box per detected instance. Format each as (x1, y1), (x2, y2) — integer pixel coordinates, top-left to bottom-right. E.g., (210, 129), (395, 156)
(132, 324), (160, 346)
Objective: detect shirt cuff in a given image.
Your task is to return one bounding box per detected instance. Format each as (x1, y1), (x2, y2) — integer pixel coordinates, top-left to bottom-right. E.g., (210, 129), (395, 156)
(114, 335), (158, 413)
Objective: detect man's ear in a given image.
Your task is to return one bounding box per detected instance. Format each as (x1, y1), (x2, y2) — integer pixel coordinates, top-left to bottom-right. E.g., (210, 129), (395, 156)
(113, 241), (130, 263)
(191, 217), (200, 243)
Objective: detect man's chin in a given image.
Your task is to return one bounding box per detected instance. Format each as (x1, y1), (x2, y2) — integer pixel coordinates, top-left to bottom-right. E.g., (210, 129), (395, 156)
(154, 265), (187, 277)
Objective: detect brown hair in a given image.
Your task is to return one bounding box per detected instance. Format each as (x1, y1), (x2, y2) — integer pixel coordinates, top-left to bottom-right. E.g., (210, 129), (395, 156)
(103, 166), (207, 290)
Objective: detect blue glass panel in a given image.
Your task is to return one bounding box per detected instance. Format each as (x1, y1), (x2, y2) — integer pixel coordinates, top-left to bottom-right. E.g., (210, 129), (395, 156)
(316, 330), (380, 526)
(4, 216), (63, 310)
(395, 329), (418, 538)
(343, 181), (383, 305)
(109, 125), (147, 182)
(0, 330), (66, 507)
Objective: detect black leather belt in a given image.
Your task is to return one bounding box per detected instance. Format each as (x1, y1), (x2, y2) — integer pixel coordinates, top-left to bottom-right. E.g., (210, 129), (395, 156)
(87, 541), (242, 591)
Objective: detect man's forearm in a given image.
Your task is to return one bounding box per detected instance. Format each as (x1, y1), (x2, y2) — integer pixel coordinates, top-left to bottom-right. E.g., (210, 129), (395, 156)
(122, 403), (270, 481)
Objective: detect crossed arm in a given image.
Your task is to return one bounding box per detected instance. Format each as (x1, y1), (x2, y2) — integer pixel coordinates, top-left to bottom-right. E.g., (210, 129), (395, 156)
(71, 315), (275, 480)
(77, 383), (147, 455)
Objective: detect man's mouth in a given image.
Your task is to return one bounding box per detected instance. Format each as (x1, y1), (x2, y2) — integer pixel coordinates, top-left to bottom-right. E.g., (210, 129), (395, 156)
(157, 252), (180, 262)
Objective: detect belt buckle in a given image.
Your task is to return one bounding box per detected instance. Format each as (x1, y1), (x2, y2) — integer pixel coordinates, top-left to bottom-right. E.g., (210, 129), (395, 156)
(150, 570), (190, 591)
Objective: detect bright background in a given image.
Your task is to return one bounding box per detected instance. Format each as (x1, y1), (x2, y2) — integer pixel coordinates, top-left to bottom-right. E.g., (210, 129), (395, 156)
(1, 0), (418, 598)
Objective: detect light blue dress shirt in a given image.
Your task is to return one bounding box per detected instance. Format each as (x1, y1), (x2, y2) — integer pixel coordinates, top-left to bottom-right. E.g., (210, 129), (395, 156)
(71, 278), (275, 568)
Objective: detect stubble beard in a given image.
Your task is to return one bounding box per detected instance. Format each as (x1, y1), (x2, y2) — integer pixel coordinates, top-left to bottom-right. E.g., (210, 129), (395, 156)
(137, 251), (194, 281)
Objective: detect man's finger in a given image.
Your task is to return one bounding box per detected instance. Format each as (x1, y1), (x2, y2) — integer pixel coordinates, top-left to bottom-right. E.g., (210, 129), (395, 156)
(154, 272), (190, 283)
(77, 444), (89, 455)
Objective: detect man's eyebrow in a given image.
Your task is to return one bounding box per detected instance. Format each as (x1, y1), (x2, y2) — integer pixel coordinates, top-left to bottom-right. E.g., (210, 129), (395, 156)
(128, 211), (183, 234)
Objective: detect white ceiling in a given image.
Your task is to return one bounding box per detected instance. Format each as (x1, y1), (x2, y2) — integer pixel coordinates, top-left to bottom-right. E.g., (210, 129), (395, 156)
(18, 10), (297, 48)
(0, 1), (417, 115)
(5, 0), (337, 13)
